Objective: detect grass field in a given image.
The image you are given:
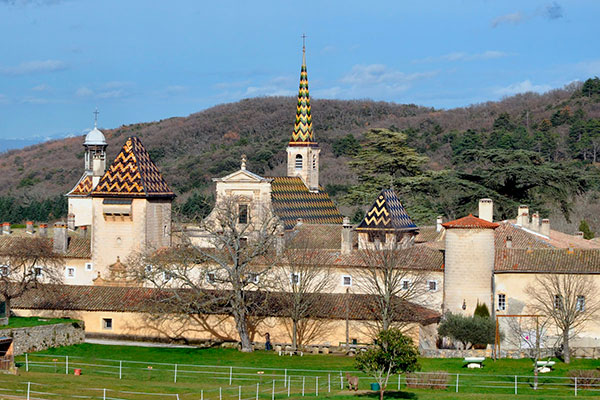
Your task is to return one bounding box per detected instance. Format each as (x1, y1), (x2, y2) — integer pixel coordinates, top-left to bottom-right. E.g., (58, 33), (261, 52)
(0, 344), (597, 399)
(0, 317), (77, 330)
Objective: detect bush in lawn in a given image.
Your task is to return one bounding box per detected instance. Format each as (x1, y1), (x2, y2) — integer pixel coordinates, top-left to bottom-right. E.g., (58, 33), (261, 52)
(437, 312), (496, 349)
(568, 370), (600, 389)
(406, 371), (448, 390)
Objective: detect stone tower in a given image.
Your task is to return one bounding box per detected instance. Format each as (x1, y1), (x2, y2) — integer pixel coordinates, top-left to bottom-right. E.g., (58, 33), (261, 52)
(355, 188), (418, 250)
(66, 112), (108, 228)
(90, 136), (175, 275)
(442, 214), (498, 315)
(286, 41), (320, 192)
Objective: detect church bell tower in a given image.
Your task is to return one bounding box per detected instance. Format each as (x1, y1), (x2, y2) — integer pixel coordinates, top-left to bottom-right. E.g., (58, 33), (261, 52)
(287, 37), (320, 192)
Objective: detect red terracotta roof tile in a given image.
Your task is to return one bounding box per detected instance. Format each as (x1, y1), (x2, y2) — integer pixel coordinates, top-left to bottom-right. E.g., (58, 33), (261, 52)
(442, 214), (499, 229)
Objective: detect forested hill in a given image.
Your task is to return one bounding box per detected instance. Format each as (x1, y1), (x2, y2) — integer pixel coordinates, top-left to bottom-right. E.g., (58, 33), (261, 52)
(2, 78), (600, 233)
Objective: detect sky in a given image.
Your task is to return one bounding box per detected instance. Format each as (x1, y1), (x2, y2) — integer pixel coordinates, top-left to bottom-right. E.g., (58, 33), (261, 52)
(0, 0), (599, 143)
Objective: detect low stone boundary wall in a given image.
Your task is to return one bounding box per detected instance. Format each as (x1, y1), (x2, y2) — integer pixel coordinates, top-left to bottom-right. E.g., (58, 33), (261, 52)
(422, 347), (600, 359)
(2, 321), (85, 355)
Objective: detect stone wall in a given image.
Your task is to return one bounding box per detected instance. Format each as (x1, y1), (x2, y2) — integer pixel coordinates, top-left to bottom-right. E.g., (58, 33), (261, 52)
(2, 321), (85, 355)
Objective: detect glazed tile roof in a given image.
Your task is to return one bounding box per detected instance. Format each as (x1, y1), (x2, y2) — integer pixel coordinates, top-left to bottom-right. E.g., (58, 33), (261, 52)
(0, 235), (91, 259)
(495, 248), (600, 273)
(270, 177), (343, 229)
(289, 47), (315, 146)
(92, 136), (174, 198)
(356, 189), (418, 232)
(12, 284), (440, 324)
(67, 174), (94, 197)
(442, 214), (499, 230)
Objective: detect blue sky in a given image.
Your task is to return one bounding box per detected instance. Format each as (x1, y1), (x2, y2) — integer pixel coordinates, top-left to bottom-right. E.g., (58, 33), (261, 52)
(0, 0), (599, 142)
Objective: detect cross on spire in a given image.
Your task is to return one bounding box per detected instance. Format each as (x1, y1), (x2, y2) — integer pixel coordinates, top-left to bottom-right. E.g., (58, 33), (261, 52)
(93, 108), (99, 128)
(301, 33), (306, 52)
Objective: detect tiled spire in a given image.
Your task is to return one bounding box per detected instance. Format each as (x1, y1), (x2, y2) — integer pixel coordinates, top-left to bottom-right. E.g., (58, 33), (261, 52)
(290, 38), (314, 145)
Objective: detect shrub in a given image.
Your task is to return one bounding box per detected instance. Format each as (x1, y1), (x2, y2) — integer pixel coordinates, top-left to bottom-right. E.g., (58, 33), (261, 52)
(473, 302), (490, 318)
(438, 313), (497, 349)
(568, 370), (600, 389)
(406, 371), (448, 390)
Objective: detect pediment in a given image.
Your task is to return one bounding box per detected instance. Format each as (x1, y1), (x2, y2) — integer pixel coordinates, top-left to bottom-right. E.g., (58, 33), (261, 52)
(213, 169), (271, 183)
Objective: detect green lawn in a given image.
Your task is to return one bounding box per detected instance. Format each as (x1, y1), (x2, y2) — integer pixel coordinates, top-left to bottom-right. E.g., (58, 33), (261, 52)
(0, 316), (77, 329)
(1, 344), (598, 399)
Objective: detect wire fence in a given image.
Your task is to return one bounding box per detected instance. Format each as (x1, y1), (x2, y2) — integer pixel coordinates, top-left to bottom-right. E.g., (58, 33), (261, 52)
(7, 353), (600, 398)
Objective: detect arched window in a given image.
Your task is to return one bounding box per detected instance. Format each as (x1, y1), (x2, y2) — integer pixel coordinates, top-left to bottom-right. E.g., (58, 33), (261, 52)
(312, 154), (316, 169)
(295, 154), (303, 170)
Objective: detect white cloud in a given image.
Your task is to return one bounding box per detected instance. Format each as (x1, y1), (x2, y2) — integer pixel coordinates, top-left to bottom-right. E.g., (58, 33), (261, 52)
(575, 60), (600, 76)
(413, 50), (510, 63)
(165, 85), (187, 95)
(31, 83), (50, 91)
(0, 60), (67, 75)
(96, 89), (127, 99)
(75, 86), (93, 97)
(21, 97), (49, 104)
(494, 80), (552, 96)
(491, 12), (523, 28)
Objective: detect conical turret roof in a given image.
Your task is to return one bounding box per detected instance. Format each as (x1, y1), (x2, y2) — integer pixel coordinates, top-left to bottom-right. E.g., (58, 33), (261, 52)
(289, 44), (315, 146)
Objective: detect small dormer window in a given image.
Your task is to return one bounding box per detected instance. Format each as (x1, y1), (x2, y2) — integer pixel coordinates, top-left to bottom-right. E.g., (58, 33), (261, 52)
(295, 154), (303, 170)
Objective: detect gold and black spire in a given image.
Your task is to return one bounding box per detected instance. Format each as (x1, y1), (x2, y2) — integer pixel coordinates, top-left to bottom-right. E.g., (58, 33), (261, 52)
(289, 35), (315, 146)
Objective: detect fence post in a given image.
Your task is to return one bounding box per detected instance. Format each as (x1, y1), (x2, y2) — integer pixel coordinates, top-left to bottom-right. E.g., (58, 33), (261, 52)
(202, 389), (204, 400)
(66, 355), (69, 375)
(174, 363), (178, 383)
(456, 374), (459, 393)
(176, 395), (180, 400)
(119, 360), (122, 379)
(398, 374), (400, 390)
(239, 385), (241, 400)
(514, 375), (517, 395)
(288, 376), (291, 397)
(220, 387), (222, 400)
(328, 374), (331, 393)
(25, 353), (28, 372)
(230, 366), (233, 385)
(272, 379), (275, 400)
(103, 388), (106, 400)
(316, 377), (318, 396)
(284, 368), (287, 387)
(339, 372), (343, 390)
(302, 376), (305, 396)
(256, 382), (259, 400)
(27, 382), (30, 400)
(575, 377), (578, 396)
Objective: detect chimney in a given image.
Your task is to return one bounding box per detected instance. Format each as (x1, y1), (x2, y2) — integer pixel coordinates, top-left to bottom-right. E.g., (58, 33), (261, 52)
(275, 224), (285, 256)
(2, 223), (10, 235)
(53, 222), (68, 254)
(436, 216), (443, 232)
(531, 212), (540, 232)
(541, 219), (550, 237)
(341, 217), (353, 255)
(26, 221), (34, 235)
(506, 236), (512, 248)
(79, 225), (88, 238)
(296, 218), (303, 227)
(478, 198), (493, 222)
(517, 205), (529, 227)
(67, 213), (75, 231)
(92, 156), (104, 176)
(38, 224), (48, 237)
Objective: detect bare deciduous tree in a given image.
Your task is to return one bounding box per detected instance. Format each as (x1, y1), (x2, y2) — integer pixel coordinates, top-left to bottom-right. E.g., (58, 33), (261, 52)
(0, 237), (64, 319)
(525, 273), (600, 363)
(134, 196), (280, 352)
(354, 247), (432, 335)
(275, 242), (335, 350)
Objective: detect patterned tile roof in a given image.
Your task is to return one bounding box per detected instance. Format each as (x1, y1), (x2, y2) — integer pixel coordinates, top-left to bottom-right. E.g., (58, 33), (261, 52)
(495, 248), (600, 273)
(67, 174), (93, 197)
(356, 189), (418, 232)
(442, 214), (499, 229)
(270, 177), (343, 229)
(92, 136), (174, 198)
(289, 46), (315, 146)
(12, 284), (440, 324)
(0, 235), (91, 259)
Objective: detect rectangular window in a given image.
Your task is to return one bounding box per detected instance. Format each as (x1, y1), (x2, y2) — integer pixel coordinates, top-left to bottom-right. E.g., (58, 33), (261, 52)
(163, 271), (173, 282)
(576, 295), (585, 312)
(145, 265), (153, 274)
(247, 272), (259, 284)
(290, 273), (300, 285)
(342, 275), (352, 286)
(238, 204), (248, 224)
(402, 280), (410, 290)
(85, 263), (93, 271)
(33, 267), (43, 278)
(102, 318), (113, 330)
(0, 265), (9, 276)
(66, 267), (76, 279)
(554, 295), (563, 310)
(428, 280), (437, 292)
(207, 272), (216, 284)
(498, 294), (506, 311)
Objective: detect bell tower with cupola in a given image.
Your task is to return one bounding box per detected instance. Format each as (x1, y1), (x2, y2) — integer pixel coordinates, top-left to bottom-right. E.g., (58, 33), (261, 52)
(286, 37), (321, 192)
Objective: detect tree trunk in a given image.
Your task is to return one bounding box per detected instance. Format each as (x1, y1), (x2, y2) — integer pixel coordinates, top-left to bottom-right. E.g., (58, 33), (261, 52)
(563, 330), (570, 364)
(379, 389), (384, 400)
(292, 319), (298, 351)
(4, 298), (10, 322)
(231, 293), (253, 352)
